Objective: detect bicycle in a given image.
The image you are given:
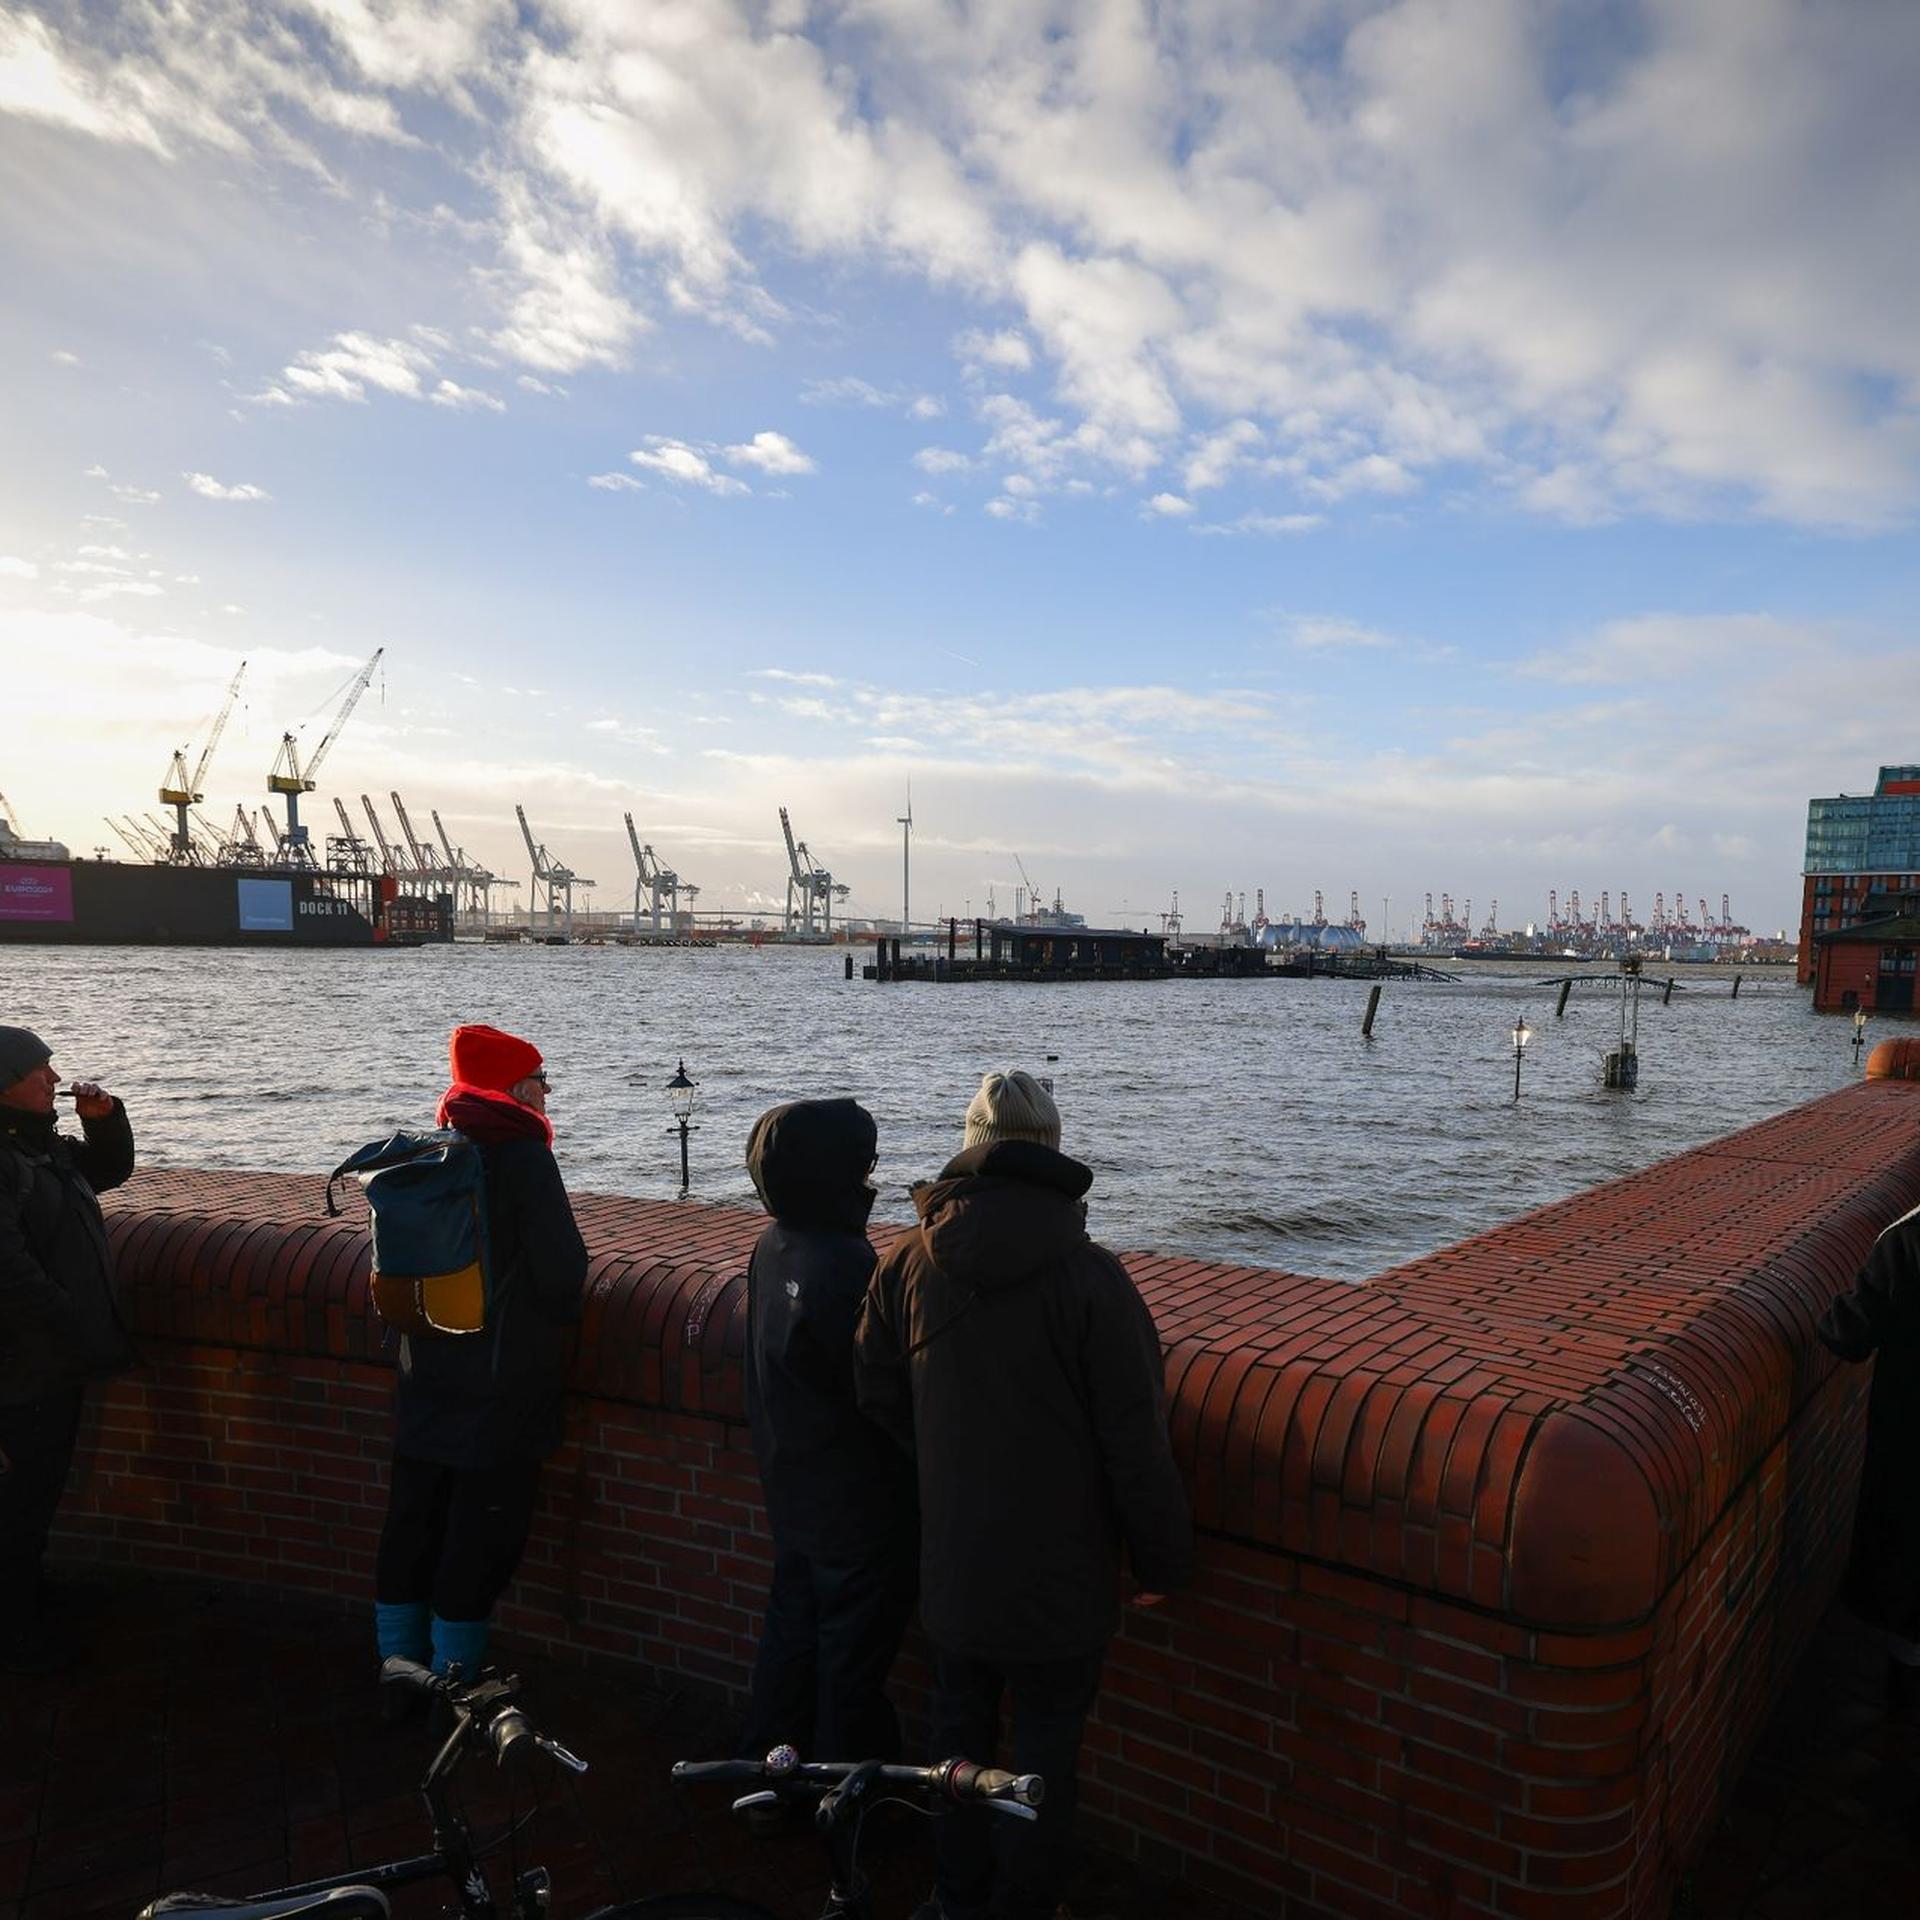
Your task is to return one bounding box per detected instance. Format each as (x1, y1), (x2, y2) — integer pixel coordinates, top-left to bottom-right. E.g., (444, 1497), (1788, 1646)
(134, 1656), (771, 1920)
(667, 1747), (1045, 1920)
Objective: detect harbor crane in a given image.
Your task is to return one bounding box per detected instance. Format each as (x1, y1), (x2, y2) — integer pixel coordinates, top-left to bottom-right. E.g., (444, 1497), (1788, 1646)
(779, 807), (842, 937)
(624, 814), (681, 932)
(217, 804), (269, 866)
(360, 795), (406, 888)
(389, 792), (447, 894)
(159, 659), (247, 864)
(107, 816), (164, 861)
(1012, 852), (1040, 924)
(516, 803), (592, 936)
(433, 809), (512, 922)
(268, 647), (383, 864)
(327, 798), (375, 876)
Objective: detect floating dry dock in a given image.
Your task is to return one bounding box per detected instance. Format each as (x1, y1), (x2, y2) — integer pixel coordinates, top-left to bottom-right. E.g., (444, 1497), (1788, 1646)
(864, 921), (1464, 983)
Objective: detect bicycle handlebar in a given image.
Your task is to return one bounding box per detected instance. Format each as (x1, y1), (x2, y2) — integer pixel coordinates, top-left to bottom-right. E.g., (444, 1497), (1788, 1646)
(377, 1658), (588, 1775)
(672, 1750), (1044, 1813)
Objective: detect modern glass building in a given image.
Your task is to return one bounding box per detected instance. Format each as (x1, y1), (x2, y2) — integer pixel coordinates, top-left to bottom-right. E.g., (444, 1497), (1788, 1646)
(1799, 765), (1920, 983)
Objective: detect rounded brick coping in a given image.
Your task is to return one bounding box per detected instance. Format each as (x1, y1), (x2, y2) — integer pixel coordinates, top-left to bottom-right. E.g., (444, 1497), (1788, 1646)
(102, 1079), (1920, 1632)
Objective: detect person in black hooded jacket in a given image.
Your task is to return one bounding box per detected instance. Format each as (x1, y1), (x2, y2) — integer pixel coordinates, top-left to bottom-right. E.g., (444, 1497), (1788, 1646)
(856, 1070), (1192, 1920)
(1817, 1202), (1920, 1711)
(0, 1025), (134, 1676)
(740, 1098), (916, 1763)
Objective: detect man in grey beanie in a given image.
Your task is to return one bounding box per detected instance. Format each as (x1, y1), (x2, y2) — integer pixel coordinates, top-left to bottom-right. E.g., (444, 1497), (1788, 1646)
(0, 1026), (134, 1674)
(857, 1069), (1192, 1920)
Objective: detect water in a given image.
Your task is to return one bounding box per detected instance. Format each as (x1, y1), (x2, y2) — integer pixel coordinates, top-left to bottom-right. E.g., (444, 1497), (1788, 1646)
(0, 944), (1854, 1279)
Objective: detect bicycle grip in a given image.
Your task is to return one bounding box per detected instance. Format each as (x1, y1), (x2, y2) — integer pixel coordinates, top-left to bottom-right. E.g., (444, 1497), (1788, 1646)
(379, 1656), (441, 1694)
(672, 1759), (765, 1785)
(944, 1762), (1045, 1807)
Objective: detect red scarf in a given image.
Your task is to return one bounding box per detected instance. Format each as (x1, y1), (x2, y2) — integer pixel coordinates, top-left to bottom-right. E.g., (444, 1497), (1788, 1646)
(436, 1082), (554, 1148)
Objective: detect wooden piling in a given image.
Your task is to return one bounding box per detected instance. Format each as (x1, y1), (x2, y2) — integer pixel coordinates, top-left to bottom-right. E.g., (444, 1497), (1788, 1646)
(1732, 973), (1742, 1000)
(844, 953), (853, 981)
(1556, 979), (1573, 1019)
(1362, 984), (1382, 1036)
(1663, 977), (1675, 1005)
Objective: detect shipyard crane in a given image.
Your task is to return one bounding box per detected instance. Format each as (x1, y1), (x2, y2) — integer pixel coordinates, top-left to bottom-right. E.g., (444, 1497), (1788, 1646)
(779, 807), (839, 936)
(107, 816), (162, 861)
(389, 793), (445, 894)
(217, 804), (268, 866)
(328, 797), (375, 876)
(1347, 890), (1365, 933)
(361, 795), (404, 886)
(625, 813), (675, 932)
(159, 659), (247, 864)
(1312, 889), (1327, 928)
(1011, 852), (1041, 926)
(1482, 900), (1499, 936)
(516, 803), (592, 936)
(268, 647), (383, 864)
(433, 809), (510, 922)
(1722, 893), (1733, 931)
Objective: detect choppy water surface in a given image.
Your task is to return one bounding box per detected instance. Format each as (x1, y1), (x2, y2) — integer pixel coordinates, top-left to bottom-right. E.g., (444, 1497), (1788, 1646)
(0, 943), (1859, 1278)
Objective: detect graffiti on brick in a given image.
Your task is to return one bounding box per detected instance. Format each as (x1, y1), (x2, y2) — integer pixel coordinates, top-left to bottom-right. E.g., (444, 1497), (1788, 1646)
(1630, 1359), (1708, 1434)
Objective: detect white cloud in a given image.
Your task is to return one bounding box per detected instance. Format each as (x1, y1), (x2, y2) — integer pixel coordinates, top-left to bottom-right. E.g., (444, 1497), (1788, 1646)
(0, 556), (38, 578)
(913, 446), (974, 476)
(1146, 493), (1193, 517)
(628, 438), (749, 496)
(1194, 512), (1325, 538)
(51, 348), (80, 366)
(724, 430), (814, 475)
(753, 668), (838, 688)
(803, 377), (943, 419)
(429, 378), (505, 411)
(185, 471), (272, 501)
(587, 471), (643, 491)
(956, 329), (1033, 375)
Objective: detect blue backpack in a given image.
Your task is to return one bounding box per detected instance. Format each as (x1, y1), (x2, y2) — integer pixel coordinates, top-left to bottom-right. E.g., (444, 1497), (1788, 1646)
(326, 1129), (494, 1337)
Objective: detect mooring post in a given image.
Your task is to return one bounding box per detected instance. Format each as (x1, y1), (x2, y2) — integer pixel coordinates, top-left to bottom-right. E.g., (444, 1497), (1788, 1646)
(948, 915), (957, 963)
(1731, 973), (1742, 1000)
(891, 937), (903, 978)
(875, 933), (887, 982)
(1556, 978), (1573, 1019)
(844, 953), (853, 981)
(1362, 983), (1382, 1037)
(1663, 977), (1675, 1005)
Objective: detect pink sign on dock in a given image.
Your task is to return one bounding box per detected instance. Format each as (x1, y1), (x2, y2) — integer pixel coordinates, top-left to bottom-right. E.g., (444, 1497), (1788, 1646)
(0, 863), (75, 921)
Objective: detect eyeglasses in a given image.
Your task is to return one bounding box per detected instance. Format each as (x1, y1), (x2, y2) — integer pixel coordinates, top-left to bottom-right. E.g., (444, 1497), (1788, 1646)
(530, 1072), (551, 1089)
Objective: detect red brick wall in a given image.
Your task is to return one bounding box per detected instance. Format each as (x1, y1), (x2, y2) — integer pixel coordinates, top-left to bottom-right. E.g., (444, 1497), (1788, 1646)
(1815, 939), (1884, 1013)
(56, 1084), (1920, 1918)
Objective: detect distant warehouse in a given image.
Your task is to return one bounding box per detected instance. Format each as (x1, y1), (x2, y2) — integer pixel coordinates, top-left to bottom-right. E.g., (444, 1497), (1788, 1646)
(1800, 763), (1920, 987)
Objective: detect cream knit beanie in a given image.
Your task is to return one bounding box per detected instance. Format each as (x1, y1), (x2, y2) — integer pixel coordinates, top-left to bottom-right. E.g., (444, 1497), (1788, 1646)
(962, 1068), (1061, 1152)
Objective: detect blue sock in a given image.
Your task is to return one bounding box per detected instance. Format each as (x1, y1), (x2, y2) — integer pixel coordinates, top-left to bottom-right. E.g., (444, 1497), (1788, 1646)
(430, 1614), (490, 1678)
(375, 1600), (430, 1663)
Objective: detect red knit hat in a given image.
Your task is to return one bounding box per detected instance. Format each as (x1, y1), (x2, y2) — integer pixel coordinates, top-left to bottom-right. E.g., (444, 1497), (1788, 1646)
(448, 1023), (543, 1095)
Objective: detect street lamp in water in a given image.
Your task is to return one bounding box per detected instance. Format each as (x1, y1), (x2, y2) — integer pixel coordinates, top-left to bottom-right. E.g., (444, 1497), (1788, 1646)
(1853, 1007), (1869, 1066)
(666, 1058), (698, 1192)
(1511, 1015), (1532, 1101)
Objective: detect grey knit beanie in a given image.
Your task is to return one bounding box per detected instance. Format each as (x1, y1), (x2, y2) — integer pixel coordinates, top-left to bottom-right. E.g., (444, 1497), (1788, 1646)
(963, 1069), (1061, 1152)
(0, 1026), (52, 1091)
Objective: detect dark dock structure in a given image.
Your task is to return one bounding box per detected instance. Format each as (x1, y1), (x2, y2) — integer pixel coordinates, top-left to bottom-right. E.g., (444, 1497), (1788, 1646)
(867, 919), (1177, 981)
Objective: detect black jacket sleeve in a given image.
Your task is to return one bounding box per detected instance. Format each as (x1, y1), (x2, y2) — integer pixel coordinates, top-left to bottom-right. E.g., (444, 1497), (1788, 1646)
(514, 1146), (587, 1324)
(853, 1250), (916, 1456)
(1818, 1209), (1920, 1362)
(69, 1100), (134, 1195)
(0, 1156), (83, 1348)
(1079, 1254), (1195, 1594)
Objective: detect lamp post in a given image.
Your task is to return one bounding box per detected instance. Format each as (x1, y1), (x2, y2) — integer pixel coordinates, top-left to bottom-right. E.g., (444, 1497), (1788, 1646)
(1853, 1007), (1868, 1066)
(1511, 1015), (1532, 1101)
(665, 1058), (698, 1192)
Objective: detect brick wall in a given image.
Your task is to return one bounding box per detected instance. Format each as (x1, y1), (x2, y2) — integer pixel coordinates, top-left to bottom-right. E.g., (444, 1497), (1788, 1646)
(55, 1083), (1920, 1918)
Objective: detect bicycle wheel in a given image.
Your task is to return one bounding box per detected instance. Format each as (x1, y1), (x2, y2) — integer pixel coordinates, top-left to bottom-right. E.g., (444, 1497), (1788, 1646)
(582, 1898), (785, 1920)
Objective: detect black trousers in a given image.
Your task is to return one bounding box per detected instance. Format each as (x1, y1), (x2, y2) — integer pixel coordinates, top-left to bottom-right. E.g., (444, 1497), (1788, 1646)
(0, 1389), (85, 1629)
(374, 1452), (541, 1622)
(928, 1645), (1107, 1920)
(741, 1541), (917, 1761)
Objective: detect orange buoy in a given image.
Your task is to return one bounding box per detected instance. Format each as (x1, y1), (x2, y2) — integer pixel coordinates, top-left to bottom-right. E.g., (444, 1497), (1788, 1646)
(1865, 1037), (1920, 1081)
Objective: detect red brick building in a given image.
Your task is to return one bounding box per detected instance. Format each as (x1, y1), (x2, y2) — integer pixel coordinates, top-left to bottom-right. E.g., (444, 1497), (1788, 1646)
(1799, 762), (1920, 984)
(1812, 897), (1920, 1014)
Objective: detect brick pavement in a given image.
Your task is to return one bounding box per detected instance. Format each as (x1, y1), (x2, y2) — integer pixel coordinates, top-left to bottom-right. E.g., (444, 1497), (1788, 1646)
(5, 1570), (1213, 1920)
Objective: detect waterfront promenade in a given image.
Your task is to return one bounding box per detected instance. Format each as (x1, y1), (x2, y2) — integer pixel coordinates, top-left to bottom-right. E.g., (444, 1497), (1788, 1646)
(27, 1073), (1920, 1917)
(6, 1573), (1913, 1917)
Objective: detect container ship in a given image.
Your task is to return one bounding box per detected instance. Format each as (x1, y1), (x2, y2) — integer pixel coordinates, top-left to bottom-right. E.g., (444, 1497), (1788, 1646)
(0, 823), (449, 949)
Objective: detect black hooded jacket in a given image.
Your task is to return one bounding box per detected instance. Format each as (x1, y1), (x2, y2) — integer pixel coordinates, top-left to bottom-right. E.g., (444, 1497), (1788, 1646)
(0, 1099), (135, 1407)
(744, 1099), (914, 1560)
(1818, 1203), (1920, 1636)
(855, 1139), (1193, 1663)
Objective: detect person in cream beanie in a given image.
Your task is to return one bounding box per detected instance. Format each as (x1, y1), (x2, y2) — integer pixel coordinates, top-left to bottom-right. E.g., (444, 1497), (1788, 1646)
(960, 1068), (1060, 1153)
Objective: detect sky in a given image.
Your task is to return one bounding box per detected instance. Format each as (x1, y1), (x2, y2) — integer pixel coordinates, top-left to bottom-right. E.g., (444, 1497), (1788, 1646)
(2, 0), (1917, 940)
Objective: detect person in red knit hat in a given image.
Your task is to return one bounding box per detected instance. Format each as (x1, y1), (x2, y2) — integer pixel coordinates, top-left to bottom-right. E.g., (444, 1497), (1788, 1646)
(372, 1024), (587, 1688)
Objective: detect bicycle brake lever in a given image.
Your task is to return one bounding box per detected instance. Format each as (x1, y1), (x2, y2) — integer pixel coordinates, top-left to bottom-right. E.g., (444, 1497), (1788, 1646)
(535, 1736), (588, 1775)
(732, 1790), (781, 1813)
